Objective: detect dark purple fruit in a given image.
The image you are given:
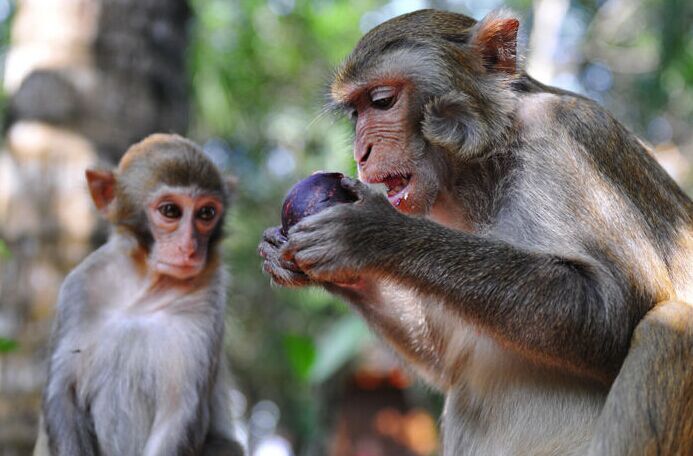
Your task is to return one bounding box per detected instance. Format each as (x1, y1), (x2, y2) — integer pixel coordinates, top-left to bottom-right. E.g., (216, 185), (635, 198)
(281, 172), (357, 235)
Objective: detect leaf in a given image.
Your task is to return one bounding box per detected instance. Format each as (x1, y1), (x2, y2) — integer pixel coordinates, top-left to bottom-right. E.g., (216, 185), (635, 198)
(283, 334), (316, 381)
(0, 337), (18, 353)
(309, 314), (372, 384)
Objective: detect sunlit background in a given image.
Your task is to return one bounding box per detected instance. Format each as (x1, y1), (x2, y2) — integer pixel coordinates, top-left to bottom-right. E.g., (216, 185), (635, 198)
(0, 0), (691, 455)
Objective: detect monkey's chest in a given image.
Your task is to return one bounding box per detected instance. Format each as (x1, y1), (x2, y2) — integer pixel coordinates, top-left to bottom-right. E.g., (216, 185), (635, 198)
(438, 336), (605, 456)
(424, 304), (605, 456)
(76, 310), (215, 452)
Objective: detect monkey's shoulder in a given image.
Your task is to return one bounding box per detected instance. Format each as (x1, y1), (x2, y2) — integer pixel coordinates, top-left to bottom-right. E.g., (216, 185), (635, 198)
(57, 238), (132, 304)
(516, 91), (615, 140)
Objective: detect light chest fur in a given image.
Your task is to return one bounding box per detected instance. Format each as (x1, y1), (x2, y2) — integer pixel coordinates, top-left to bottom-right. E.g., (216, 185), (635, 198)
(376, 281), (605, 456)
(435, 304), (605, 456)
(55, 236), (226, 455)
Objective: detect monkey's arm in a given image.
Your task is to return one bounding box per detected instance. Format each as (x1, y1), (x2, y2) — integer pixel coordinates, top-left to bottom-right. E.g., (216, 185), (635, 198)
(203, 359), (245, 456)
(260, 227), (449, 388)
(143, 293), (232, 456)
(143, 366), (218, 456)
(325, 281), (452, 389)
(282, 179), (639, 381)
(42, 277), (98, 456)
(588, 300), (693, 455)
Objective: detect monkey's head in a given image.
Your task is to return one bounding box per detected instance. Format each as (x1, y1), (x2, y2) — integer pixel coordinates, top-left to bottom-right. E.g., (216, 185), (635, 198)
(86, 134), (234, 280)
(330, 9), (519, 215)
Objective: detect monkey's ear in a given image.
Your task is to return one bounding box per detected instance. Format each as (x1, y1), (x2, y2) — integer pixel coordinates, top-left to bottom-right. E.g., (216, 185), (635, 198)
(471, 15), (519, 75)
(85, 169), (116, 216)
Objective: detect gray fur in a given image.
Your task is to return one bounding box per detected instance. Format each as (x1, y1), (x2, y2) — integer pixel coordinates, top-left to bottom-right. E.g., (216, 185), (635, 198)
(38, 234), (242, 456)
(261, 9), (693, 455)
(587, 301), (693, 455)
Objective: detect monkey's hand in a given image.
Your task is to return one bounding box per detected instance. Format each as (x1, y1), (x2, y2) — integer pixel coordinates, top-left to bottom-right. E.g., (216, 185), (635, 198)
(259, 226), (313, 287)
(281, 177), (403, 284)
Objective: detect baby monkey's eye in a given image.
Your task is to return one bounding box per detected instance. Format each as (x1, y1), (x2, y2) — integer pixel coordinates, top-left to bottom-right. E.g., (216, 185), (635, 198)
(158, 203), (182, 219)
(196, 206), (217, 221)
(369, 86), (397, 110)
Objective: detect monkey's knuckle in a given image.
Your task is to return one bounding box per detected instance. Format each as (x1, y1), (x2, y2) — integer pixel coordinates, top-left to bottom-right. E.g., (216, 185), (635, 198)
(263, 227), (278, 240)
(299, 248), (333, 272)
(279, 245), (295, 262)
(288, 234), (314, 252)
(262, 260), (279, 276)
(258, 242), (273, 258)
(270, 275), (289, 288)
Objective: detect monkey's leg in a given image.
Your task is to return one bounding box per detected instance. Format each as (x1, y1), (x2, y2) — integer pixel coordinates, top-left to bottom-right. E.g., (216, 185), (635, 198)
(587, 300), (693, 456)
(204, 359), (245, 456)
(43, 378), (98, 456)
(43, 288), (98, 456)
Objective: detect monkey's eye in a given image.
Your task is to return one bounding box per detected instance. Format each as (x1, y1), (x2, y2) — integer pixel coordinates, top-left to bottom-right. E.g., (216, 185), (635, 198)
(196, 206), (217, 221)
(158, 203), (182, 219)
(369, 87), (397, 110)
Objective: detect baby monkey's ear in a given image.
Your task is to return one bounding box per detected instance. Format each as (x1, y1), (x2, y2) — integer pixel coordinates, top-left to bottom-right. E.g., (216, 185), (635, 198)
(85, 169), (116, 217)
(471, 14), (520, 75)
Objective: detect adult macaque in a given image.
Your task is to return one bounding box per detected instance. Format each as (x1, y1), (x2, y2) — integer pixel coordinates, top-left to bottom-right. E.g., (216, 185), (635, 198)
(260, 9), (693, 455)
(36, 134), (243, 456)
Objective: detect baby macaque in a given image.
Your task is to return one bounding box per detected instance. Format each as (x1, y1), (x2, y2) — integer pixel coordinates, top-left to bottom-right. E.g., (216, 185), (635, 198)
(36, 134), (243, 456)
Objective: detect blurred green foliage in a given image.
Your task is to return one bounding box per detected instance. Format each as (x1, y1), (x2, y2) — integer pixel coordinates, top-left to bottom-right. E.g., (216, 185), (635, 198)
(0, 337), (18, 353)
(188, 0), (382, 448)
(0, 239), (10, 260)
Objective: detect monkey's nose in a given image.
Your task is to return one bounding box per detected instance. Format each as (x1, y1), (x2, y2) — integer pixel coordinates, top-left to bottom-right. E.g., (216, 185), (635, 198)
(179, 238), (198, 258)
(359, 144), (372, 167)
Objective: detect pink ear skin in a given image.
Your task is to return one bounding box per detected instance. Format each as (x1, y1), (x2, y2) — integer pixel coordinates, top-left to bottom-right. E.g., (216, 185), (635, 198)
(85, 169), (116, 216)
(473, 18), (520, 75)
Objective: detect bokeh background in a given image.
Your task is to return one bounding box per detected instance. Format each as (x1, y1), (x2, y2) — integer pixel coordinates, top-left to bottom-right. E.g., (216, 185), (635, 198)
(0, 0), (691, 455)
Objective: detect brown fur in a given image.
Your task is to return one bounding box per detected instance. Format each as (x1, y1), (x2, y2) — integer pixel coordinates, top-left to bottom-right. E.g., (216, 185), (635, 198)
(263, 9), (693, 455)
(588, 301), (693, 455)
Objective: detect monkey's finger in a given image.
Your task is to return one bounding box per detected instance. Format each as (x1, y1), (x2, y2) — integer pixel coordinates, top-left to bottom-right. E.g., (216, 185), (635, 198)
(286, 216), (324, 238)
(258, 241), (304, 272)
(283, 259), (303, 273)
(279, 254), (304, 273)
(258, 240), (278, 260)
(279, 242), (296, 263)
(272, 274), (311, 288)
(262, 226), (287, 247)
(292, 242), (335, 273)
(263, 259), (311, 287)
(340, 176), (371, 200)
(257, 235), (285, 256)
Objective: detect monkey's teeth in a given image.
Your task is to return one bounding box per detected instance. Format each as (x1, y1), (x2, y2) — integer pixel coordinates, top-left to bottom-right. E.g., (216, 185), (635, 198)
(383, 175), (410, 197)
(387, 183), (406, 196)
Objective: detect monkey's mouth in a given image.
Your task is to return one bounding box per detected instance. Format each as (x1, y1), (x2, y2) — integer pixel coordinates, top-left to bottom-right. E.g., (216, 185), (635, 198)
(157, 261), (204, 280)
(378, 173), (412, 207)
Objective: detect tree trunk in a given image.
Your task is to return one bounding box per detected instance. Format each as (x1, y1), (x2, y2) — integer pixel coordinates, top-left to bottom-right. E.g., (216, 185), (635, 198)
(0, 0), (190, 452)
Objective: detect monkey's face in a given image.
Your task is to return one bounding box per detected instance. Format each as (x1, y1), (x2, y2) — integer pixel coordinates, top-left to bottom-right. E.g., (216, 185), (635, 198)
(344, 82), (442, 215)
(146, 187), (224, 280)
